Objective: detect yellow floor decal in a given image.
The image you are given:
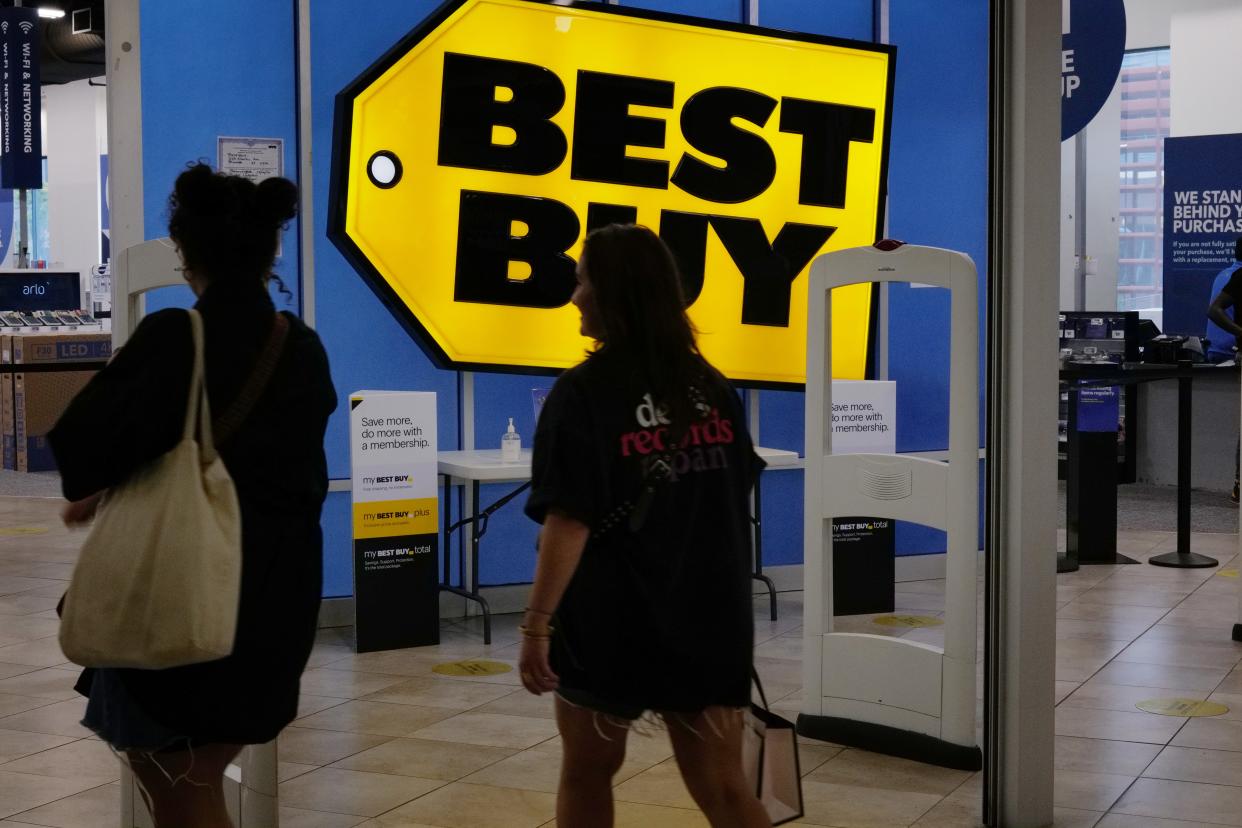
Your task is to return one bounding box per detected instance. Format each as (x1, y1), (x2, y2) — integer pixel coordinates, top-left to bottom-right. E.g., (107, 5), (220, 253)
(1136, 698), (1229, 717)
(0, 526), (48, 536)
(872, 615), (943, 628)
(1216, 568), (1239, 578)
(432, 659), (512, 677)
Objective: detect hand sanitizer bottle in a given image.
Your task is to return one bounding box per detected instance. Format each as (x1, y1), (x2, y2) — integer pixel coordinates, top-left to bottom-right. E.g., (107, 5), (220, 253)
(501, 417), (522, 462)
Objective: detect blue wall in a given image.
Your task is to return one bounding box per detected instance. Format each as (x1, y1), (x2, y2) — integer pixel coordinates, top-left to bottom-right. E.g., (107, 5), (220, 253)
(885, 0), (990, 557)
(309, 0), (460, 595)
(621, 0), (744, 22)
(138, 0), (990, 593)
(139, 0), (301, 316)
(760, 0), (873, 40)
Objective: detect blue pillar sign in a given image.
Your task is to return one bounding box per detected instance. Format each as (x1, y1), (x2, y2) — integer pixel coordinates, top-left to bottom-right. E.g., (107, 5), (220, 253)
(1061, 0), (1127, 142)
(0, 7), (42, 190)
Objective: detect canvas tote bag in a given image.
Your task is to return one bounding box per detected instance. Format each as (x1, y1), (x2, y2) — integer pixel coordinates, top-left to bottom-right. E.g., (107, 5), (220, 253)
(60, 309), (242, 669)
(742, 670), (805, 825)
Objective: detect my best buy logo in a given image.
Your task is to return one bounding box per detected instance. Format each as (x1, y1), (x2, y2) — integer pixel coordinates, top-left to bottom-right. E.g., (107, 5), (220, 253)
(330, 0), (893, 386)
(367, 510), (415, 521)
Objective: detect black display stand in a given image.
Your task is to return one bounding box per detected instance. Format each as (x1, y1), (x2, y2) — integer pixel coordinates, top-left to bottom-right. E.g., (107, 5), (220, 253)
(1057, 384), (1138, 484)
(1064, 385), (1137, 568)
(1057, 311), (1141, 485)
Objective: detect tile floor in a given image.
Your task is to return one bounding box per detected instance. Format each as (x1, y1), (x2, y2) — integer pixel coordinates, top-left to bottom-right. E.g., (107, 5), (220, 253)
(0, 497), (1240, 826)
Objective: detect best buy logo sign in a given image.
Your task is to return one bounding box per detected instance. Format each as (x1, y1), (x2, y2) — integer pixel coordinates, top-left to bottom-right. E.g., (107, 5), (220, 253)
(329, 0), (893, 386)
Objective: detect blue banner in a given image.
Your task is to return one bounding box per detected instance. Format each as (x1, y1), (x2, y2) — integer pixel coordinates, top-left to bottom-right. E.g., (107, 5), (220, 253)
(1162, 134), (1242, 339)
(1061, 0), (1126, 141)
(0, 7), (42, 190)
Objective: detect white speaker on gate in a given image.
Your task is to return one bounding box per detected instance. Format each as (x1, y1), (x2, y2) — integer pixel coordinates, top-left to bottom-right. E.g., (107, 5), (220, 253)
(799, 241), (981, 770)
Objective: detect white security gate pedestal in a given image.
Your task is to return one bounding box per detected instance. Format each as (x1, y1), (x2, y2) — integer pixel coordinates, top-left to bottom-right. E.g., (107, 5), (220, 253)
(800, 242), (982, 771)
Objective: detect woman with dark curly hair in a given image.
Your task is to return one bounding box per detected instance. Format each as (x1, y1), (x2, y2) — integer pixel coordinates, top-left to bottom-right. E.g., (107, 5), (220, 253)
(49, 163), (336, 828)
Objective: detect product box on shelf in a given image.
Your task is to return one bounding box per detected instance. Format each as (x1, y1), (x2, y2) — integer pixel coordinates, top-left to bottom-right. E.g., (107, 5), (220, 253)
(11, 332), (111, 472)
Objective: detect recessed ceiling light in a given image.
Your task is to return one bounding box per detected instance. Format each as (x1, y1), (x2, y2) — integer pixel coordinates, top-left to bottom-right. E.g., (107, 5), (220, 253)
(37, 7), (66, 19)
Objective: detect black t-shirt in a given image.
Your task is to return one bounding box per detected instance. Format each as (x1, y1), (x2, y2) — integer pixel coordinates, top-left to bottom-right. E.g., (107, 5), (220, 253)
(525, 350), (763, 712)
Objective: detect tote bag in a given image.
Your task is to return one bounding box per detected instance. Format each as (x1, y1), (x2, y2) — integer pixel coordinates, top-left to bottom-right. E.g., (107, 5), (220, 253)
(60, 309), (242, 669)
(742, 671), (805, 825)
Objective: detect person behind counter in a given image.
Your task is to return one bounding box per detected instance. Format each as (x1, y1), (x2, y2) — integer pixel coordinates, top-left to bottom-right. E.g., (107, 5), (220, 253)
(48, 163), (337, 828)
(1205, 236), (1242, 502)
(1205, 237), (1242, 363)
(519, 224), (770, 827)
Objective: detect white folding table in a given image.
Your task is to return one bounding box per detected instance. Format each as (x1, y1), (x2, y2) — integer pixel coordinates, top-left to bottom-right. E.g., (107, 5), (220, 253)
(438, 445), (802, 643)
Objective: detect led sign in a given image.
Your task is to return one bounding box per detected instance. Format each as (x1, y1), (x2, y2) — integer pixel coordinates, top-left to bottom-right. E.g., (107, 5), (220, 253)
(330, 0), (893, 385)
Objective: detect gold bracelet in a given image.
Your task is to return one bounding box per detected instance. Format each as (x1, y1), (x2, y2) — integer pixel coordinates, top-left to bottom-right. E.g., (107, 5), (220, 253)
(518, 624), (554, 639)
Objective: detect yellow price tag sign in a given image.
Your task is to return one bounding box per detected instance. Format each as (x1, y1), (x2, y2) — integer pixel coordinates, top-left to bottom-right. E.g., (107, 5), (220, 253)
(872, 615), (943, 629)
(1136, 698), (1229, 718)
(432, 659), (514, 677)
(330, 0), (894, 386)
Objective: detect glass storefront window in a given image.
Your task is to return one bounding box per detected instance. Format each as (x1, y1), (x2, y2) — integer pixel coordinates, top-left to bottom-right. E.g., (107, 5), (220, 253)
(1117, 48), (1170, 314)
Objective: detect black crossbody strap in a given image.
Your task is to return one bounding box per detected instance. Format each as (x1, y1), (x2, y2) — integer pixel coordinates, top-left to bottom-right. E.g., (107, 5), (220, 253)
(752, 667), (770, 710)
(213, 313), (290, 445)
(592, 452), (673, 539)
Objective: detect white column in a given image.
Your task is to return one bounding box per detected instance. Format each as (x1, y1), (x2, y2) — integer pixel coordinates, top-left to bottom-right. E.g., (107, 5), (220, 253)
(105, 0), (145, 349)
(986, 0), (1060, 825)
(296, 0), (316, 327)
(105, 2), (145, 816)
(45, 80), (105, 276)
(1083, 82), (1121, 311)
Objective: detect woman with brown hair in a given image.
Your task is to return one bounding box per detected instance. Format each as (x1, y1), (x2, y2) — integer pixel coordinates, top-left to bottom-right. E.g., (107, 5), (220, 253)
(520, 224), (769, 827)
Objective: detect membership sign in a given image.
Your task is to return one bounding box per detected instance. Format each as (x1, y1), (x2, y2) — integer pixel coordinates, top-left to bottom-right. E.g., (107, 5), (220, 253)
(350, 391), (439, 652)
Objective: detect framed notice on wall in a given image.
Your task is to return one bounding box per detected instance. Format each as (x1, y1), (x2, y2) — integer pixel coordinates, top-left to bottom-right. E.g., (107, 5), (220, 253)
(349, 390), (439, 652)
(216, 136), (284, 183)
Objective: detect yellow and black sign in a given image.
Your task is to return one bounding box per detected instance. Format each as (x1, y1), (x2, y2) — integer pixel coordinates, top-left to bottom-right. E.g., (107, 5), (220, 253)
(351, 498), (439, 540)
(330, 0), (893, 386)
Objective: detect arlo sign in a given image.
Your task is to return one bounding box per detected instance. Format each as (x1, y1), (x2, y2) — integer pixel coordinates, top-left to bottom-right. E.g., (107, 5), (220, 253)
(330, 0), (893, 386)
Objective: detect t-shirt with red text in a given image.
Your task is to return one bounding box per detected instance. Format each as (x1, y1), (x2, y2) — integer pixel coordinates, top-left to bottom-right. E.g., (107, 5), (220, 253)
(525, 349), (764, 713)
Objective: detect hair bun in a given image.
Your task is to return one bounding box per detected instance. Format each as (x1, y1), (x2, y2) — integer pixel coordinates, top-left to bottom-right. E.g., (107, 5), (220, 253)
(174, 162), (230, 215)
(256, 176), (298, 225)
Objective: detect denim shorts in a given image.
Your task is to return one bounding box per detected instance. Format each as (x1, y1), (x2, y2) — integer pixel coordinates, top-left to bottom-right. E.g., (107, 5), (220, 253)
(82, 668), (193, 753)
